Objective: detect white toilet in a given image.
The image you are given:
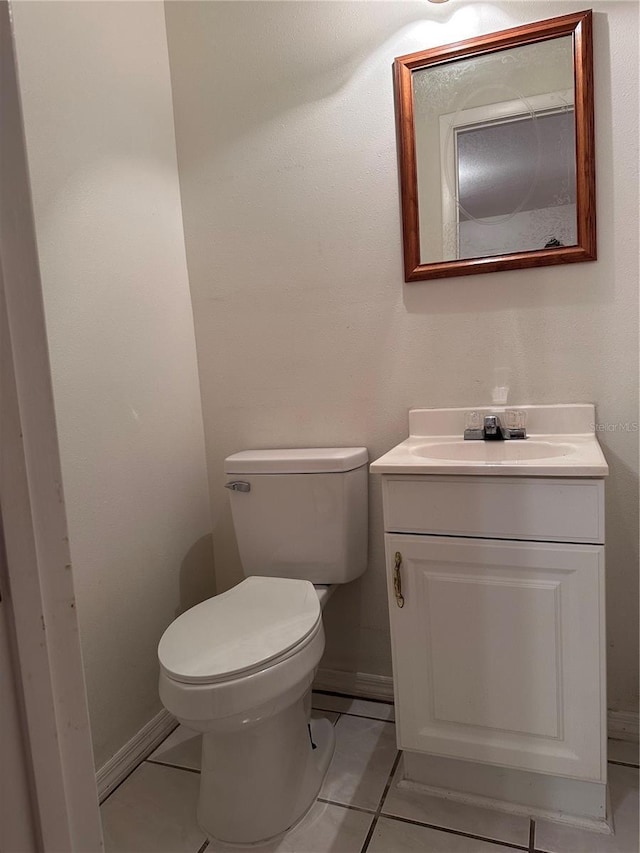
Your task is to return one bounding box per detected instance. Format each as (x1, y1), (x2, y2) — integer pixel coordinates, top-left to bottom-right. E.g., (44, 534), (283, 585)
(157, 447), (368, 845)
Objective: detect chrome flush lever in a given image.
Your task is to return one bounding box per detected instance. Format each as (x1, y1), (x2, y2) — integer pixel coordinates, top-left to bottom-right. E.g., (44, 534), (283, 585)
(225, 481), (251, 492)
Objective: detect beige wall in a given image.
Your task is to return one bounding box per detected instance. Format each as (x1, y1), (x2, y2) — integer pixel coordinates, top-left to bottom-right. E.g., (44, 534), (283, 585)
(166, 0), (639, 715)
(12, 1), (213, 769)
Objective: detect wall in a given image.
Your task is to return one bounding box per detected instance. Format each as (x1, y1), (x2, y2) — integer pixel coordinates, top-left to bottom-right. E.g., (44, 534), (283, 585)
(166, 0), (638, 717)
(12, 1), (213, 769)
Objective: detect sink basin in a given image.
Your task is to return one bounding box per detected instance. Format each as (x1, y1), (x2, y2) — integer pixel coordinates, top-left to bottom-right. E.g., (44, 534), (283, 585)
(369, 405), (609, 477)
(411, 440), (574, 463)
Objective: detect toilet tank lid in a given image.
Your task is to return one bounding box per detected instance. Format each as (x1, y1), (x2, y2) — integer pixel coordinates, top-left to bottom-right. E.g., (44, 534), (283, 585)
(224, 447), (368, 474)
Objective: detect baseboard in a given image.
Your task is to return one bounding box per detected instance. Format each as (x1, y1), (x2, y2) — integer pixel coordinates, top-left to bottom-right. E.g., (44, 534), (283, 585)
(401, 751), (610, 830)
(608, 709), (639, 743)
(313, 667), (394, 702)
(96, 709), (177, 803)
(314, 669), (639, 745)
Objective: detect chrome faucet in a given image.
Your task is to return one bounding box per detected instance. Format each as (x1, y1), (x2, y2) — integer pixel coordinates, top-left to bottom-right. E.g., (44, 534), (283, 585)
(464, 412), (527, 441)
(482, 414), (503, 439)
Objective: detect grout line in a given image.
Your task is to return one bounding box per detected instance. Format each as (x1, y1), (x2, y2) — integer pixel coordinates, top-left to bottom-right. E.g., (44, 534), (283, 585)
(99, 755), (154, 806)
(195, 841), (209, 853)
(99, 721), (181, 806)
(358, 814), (379, 853)
(377, 813), (530, 851)
(608, 759), (640, 768)
(369, 751), (529, 853)
(312, 709), (342, 726)
(313, 689), (395, 708)
(528, 819), (536, 852)
(359, 750), (403, 853)
(316, 798), (376, 816)
(145, 758), (201, 775)
(312, 707), (395, 725)
(377, 750), (403, 812)
(340, 713), (395, 725)
(358, 812), (380, 850)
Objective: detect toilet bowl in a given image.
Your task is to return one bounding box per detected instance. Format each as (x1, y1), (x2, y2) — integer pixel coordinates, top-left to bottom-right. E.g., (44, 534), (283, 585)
(158, 577), (335, 844)
(158, 447), (368, 845)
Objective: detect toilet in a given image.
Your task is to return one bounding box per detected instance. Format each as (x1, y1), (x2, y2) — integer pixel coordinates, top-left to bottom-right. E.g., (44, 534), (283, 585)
(157, 447), (368, 845)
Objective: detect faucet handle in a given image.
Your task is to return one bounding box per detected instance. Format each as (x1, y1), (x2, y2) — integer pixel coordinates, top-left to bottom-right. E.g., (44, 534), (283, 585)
(464, 410), (482, 430)
(504, 409), (527, 439)
(505, 409), (526, 430)
(464, 410), (483, 440)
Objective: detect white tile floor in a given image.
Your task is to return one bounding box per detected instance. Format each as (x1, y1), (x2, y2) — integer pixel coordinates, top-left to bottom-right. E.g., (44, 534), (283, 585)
(102, 695), (640, 853)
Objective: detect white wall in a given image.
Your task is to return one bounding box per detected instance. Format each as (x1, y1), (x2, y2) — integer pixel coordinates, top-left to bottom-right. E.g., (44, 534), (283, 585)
(12, 1), (213, 769)
(166, 0), (638, 715)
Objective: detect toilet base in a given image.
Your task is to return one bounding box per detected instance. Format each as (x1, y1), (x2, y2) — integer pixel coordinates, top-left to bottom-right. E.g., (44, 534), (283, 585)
(197, 697), (335, 845)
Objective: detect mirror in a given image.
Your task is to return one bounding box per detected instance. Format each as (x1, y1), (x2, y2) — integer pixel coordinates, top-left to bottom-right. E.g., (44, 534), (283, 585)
(394, 10), (596, 281)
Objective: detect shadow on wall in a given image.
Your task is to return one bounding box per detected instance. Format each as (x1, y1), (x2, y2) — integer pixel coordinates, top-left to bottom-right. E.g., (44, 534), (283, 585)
(211, 501), (245, 595)
(177, 533), (216, 616)
(164, 0), (453, 162)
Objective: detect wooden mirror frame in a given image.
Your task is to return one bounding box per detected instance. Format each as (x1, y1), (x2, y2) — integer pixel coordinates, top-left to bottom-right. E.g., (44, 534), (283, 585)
(394, 10), (596, 282)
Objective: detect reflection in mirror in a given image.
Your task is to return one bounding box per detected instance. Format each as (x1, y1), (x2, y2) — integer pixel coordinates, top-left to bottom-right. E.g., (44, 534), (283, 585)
(455, 110), (576, 258)
(394, 11), (595, 281)
(415, 36), (576, 263)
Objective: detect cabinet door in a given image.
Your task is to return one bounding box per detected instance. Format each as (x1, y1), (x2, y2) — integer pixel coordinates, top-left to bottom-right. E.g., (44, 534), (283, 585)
(386, 534), (605, 781)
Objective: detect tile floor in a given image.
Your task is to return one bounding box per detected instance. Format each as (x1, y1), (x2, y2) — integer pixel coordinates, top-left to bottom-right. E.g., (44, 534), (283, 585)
(101, 694), (639, 853)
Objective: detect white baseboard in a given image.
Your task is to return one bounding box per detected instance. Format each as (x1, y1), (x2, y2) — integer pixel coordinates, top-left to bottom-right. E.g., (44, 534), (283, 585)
(313, 667), (394, 702)
(608, 709), (640, 743)
(314, 669), (639, 745)
(402, 751), (609, 830)
(95, 677), (635, 805)
(96, 709), (177, 803)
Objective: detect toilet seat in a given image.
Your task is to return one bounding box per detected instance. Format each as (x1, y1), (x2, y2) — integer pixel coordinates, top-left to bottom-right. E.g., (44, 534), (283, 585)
(158, 577), (321, 685)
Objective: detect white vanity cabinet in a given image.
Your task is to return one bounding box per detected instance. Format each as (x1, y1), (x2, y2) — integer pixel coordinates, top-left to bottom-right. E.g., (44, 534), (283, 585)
(381, 473), (607, 783)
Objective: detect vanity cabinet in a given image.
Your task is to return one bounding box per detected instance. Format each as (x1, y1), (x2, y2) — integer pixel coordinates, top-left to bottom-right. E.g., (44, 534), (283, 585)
(382, 475), (606, 783)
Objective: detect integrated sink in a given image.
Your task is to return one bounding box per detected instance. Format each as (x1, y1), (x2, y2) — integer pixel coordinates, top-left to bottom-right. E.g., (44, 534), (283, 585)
(370, 405), (609, 477)
(411, 440), (574, 463)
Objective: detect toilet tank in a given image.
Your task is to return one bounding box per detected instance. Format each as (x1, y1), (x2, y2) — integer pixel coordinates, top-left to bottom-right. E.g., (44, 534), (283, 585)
(224, 448), (368, 584)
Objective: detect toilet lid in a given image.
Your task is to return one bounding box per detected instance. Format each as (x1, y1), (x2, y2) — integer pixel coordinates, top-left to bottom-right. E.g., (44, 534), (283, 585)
(158, 577), (321, 684)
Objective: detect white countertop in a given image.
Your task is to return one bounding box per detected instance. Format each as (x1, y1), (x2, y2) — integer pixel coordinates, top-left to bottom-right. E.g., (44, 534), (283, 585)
(370, 405), (609, 478)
